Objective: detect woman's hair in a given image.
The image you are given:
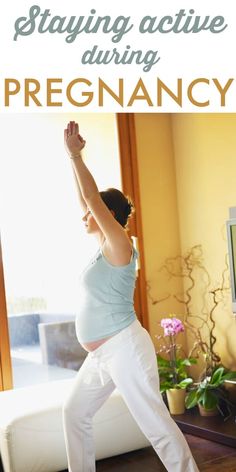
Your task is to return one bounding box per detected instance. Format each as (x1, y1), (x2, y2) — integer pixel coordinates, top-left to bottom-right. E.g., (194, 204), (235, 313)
(99, 188), (134, 228)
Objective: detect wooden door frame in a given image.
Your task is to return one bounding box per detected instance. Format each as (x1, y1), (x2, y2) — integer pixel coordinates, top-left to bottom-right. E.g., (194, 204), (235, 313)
(116, 114), (149, 330)
(0, 234), (13, 390)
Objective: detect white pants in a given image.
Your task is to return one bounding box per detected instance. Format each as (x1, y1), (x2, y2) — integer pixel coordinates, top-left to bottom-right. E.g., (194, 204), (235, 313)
(63, 320), (199, 472)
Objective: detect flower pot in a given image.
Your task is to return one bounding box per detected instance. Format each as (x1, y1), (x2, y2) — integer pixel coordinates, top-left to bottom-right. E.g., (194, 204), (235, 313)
(198, 404), (219, 417)
(166, 388), (186, 415)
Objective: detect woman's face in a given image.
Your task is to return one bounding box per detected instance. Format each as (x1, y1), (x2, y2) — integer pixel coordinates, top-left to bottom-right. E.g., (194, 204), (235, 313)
(82, 209), (99, 234)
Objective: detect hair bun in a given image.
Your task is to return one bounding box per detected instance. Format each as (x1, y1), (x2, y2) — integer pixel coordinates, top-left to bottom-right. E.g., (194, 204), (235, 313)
(100, 188), (134, 228)
(125, 200), (134, 218)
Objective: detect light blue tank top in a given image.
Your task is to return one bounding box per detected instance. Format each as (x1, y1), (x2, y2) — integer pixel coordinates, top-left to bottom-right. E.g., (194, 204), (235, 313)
(75, 247), (138, 343)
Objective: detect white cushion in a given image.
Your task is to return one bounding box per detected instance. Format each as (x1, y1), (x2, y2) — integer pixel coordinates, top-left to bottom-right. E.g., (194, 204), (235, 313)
(0, 379), (149, 472)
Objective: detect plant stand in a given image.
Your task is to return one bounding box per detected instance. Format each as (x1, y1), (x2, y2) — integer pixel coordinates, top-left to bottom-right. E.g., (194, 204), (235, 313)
(173, 406), (236, 448)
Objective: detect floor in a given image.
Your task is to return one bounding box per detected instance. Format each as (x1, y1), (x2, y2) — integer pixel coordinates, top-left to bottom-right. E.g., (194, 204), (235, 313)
(0, 430), (235, 471)
(94, 434), (236, 471)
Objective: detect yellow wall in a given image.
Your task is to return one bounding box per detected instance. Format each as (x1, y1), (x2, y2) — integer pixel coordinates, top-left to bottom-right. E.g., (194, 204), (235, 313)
(135, 113), (236, 370)
(172, 114), (236, 369)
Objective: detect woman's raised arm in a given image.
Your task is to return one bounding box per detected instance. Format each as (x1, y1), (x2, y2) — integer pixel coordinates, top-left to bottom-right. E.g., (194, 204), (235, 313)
(64, 121), (132, 263)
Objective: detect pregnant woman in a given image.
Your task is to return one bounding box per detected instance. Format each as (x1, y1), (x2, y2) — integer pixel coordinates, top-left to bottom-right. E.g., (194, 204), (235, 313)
(62, 121), (199, 472)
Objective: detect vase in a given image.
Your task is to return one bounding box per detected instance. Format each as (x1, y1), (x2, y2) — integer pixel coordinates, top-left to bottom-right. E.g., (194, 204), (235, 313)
(198, 404), (219, 417)
(166, 388), (186, 415)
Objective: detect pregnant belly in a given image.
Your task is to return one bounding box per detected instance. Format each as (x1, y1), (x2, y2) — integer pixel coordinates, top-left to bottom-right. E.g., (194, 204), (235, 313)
(81, 334), (114, 352)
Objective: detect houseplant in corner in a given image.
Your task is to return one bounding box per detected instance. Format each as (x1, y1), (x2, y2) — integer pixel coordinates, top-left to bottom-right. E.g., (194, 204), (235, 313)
(185, 365), (236, 418)
(157, 316), (196, 415)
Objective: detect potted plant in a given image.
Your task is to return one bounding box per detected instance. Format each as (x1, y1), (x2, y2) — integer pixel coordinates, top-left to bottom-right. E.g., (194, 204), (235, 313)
(185, 365), (236, 418)
(157, 316), (197, 414)
(148, 245), (230, 382)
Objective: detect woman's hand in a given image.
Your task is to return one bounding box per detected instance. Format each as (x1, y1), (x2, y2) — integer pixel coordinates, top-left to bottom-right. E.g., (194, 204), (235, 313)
(64, 121), (86, 157)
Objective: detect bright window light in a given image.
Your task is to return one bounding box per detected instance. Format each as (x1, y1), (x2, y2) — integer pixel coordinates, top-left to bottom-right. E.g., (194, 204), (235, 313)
(0, 113), (121, 314)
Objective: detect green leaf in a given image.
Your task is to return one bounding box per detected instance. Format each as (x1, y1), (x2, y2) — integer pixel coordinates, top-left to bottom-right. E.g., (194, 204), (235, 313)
(210, 367), (224, 386)
(201, 390), (218, 410)
(185, 390), (199, 409)
(158, 368), (172, 376)
(160, 382), (173, 393)
(180, 358), (197, 366)
(178, 372), (188, 381)
(157, 355), (171, 367)
(222, 371), (236, 381)
(178, 378), (193, 389)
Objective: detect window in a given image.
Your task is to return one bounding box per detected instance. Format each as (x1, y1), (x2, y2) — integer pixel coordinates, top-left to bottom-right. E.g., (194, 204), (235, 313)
(0, 113), (121, 387)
